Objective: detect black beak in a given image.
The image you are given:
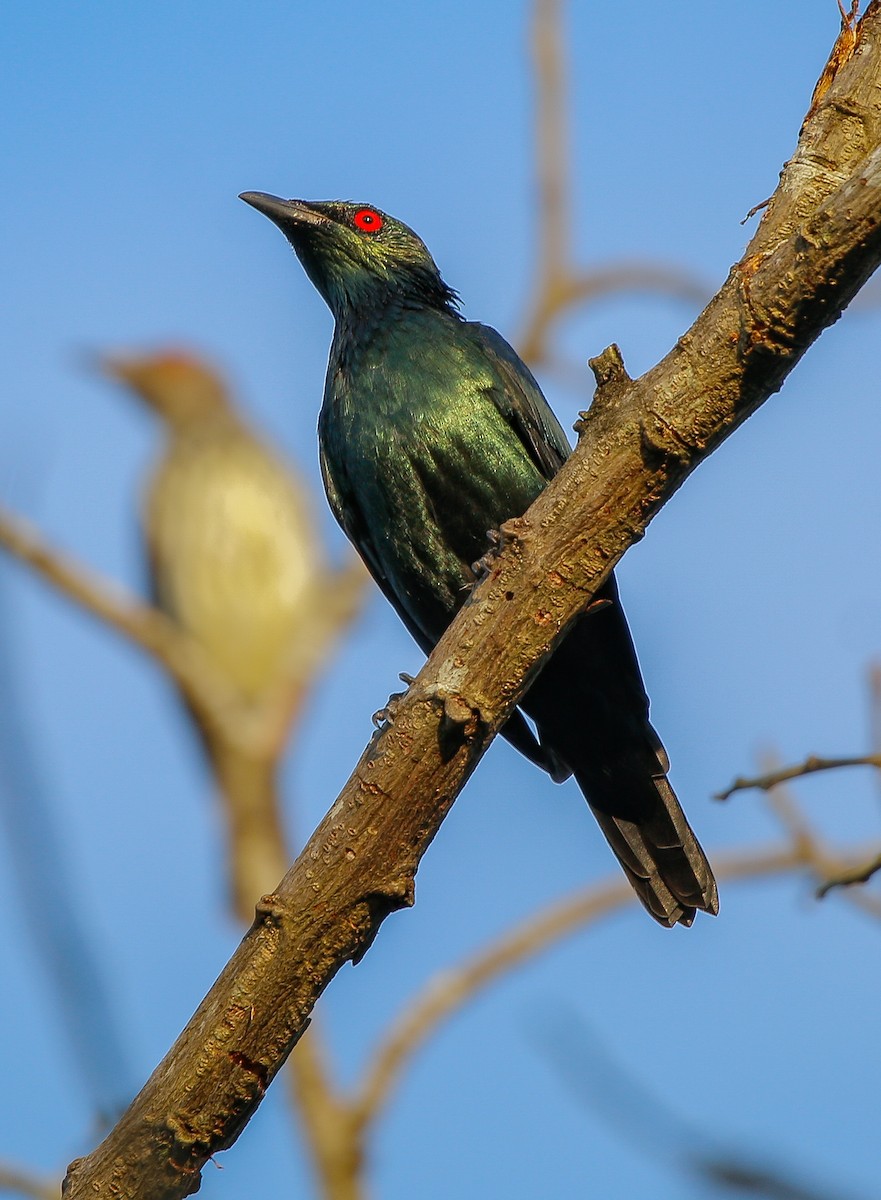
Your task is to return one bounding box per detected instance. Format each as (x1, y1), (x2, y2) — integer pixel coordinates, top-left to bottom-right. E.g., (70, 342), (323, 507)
(239, 192), (330, 230)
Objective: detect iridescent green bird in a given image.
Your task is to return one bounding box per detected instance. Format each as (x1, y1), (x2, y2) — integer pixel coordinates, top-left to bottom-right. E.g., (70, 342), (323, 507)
(240, 193), (718, 927)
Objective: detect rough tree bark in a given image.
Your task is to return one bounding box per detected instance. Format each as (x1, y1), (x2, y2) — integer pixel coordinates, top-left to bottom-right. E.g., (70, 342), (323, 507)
(63, 7), (881, 1196)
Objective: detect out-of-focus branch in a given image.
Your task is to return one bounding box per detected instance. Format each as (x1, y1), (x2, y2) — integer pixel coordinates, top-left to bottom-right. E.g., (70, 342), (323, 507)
(283, 1041), (364, 1200)
(718, 663), (881, 903)
(697, 1158), (861, 1200)
(817, 851), (881, 896)
(351, 846), (792, 1130)
(0, 562), (134, 1121)
(538, 1005), (866, 1200)
(0, 502), (366, 769)
(517, 0), (706, 365)
(0, 505), (245, 748)
(352, 812), (881, 1132)
(0, 352), (369, 1197)
(0, 1160), (57, 1200)
(64, 7), (881, 1193)
(716, 754), (881, 801)
(758, 762), (881, 919)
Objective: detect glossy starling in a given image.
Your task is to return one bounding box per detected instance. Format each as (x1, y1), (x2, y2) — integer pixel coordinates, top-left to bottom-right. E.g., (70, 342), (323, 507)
(104, 350), (325, 916)
(240, 195), (718, 927)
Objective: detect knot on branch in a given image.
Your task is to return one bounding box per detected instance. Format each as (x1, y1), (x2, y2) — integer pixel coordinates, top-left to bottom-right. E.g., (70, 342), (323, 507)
(62, 1159), (85, 1195)
(351, 881), (417, 964)
(254, 892), (288, 926)
(498, 515), (531, 550)
(426, 685), (487, 761)
(165, 1113), (213, 1163)
(639, 408), (696, 468)
(471, 528), (502, 583)
(575, 344), (633, 434)
(228, 1051), (269, 1096)
(735, 255), (804, 363)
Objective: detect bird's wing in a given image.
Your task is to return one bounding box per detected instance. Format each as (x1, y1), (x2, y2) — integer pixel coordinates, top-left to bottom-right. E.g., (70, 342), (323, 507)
(320, 440), (435, 655)
(320, 436), (553, 769)
(467, 322), (571, 482)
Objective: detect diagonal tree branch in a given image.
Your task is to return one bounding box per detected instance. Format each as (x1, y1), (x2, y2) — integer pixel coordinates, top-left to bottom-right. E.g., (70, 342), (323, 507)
(63, 7), (881, 1196)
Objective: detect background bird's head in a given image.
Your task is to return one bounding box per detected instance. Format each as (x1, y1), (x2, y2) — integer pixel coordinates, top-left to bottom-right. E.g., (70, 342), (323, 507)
(240, 194), (459, 318)
(102, 350), (233, 432)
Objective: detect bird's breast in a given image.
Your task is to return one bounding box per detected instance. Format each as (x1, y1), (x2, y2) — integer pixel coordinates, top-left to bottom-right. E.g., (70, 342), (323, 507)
(321, 318), (546, 637)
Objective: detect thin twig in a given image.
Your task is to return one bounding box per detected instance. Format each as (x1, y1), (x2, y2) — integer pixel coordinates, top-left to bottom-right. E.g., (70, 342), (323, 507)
(758, 760), (881, 919)
(716, 755), (881, 800)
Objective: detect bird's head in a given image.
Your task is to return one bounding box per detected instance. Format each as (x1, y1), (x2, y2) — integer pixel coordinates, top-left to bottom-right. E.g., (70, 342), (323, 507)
(102, 350), (233, 430)
(239, 194), (459, 319)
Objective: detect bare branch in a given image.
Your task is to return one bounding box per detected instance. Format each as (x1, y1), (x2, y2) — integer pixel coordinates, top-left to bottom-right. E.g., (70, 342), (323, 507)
(805, 0), (861, 122)
(0, 505), (245, 746)
(716, 754), (881, 801)
(352, 844), (802, 1129)
(757, 763), (881, 920)
(352, 805), (881, 1131)
(531, 0), (567, 288)
(63, 11), (881, 1195)
(517, 0), (706, 364)
(283, 1040), (364, 1200)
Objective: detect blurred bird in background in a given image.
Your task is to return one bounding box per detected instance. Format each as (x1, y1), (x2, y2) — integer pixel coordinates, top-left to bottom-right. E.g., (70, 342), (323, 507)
(240, 195), (718, 927)
(104, 351), (365, 919)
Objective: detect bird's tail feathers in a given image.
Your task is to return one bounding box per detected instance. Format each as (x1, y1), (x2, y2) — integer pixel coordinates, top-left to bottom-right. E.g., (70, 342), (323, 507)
(577, 770), (719, 928)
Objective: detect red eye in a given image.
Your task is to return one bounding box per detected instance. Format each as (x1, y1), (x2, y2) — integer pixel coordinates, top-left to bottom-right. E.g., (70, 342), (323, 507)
(354, 208), (383, 233)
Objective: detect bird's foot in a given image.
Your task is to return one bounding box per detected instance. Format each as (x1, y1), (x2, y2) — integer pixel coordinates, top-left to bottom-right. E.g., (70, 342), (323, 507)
(470, 528), (502, 582)
(372, 673), (416, 729)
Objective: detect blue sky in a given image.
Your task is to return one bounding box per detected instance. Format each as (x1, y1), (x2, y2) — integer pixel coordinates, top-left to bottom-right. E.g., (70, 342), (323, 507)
(2, 2), (880, 1197)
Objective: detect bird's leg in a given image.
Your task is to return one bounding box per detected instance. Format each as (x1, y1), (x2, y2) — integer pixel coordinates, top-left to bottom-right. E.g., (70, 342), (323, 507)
(372, 672), (416, 729)
(470, 528), (502, 582)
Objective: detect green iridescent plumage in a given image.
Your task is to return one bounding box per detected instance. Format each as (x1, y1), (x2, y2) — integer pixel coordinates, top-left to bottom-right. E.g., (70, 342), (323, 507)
(241, 193), (718, 926)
